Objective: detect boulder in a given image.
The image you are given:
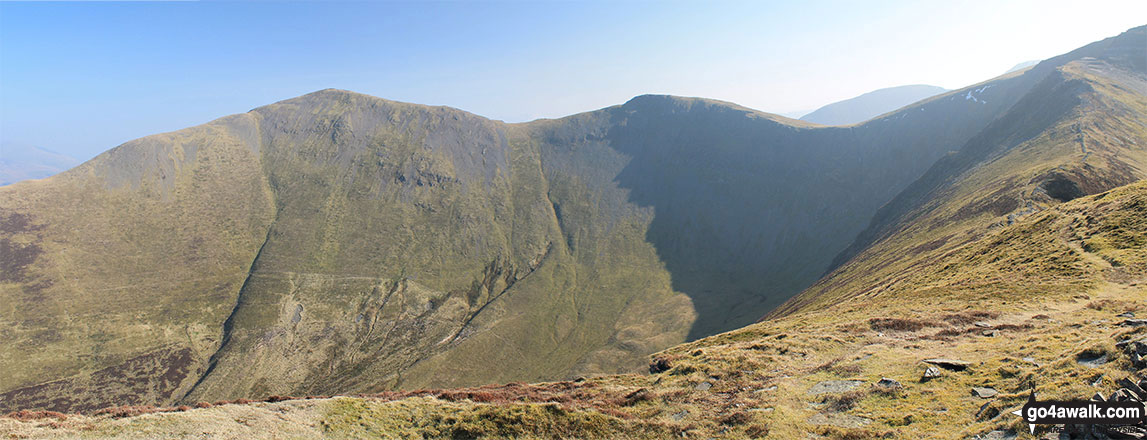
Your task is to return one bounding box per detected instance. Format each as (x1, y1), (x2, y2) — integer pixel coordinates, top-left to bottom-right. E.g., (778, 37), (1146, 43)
(876, 378), (903, 389)
(923, 358), (972, 371)
(1119, 377), (1147, 397)
(1077, 353), (1109, 368)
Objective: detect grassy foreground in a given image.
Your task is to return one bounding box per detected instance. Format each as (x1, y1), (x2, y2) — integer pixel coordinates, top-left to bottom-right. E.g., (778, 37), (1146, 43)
(3, 180), (1144, 439)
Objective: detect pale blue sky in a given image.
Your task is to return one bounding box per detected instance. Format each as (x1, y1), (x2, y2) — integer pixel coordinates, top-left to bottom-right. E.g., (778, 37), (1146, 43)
(1, 0), (1144, 161)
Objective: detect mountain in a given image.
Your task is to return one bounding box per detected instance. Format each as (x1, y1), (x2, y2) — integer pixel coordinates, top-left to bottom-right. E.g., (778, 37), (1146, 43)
(789, 23), (1147, 315)
(0, 26), (1143, 440)
(0, 86), (1018, 412)
(799, 84), (949, 125)
(778, 108), (816, 119)
(0, 144), (79, 186)
(0, 86), (1000, 413)
(1005, 59), (1041, 74)
(8, 179), (1144, 439)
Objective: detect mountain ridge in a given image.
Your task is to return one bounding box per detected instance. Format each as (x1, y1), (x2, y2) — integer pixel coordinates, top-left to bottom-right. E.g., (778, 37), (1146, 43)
(799, 84), (949, 126)
(810, 24), (1147, 290)
(0, 26), (1144, 423)
(0, 145), (80, 186)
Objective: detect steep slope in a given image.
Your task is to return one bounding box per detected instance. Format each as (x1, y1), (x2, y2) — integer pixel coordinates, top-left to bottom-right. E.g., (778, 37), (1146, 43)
(0, 114), (276, 413)
(1, 26), (1139, 415)
(180, 92), (697, 402)
(777, 25), (1147, 317)
(0, 88), (1004, 412)
(799, 84), (948, 125)
(7, 178), (1145, 439)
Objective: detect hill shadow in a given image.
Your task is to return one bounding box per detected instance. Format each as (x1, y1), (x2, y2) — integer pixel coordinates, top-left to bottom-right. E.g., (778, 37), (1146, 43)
(602, 96), (853, 340)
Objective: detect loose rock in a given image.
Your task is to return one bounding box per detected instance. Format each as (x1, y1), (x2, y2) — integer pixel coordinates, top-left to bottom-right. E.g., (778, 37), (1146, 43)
(1119, 377), (1147, 397)
(923, 358), (972, 371)
(974, 430), (1017, 440)
(972, 387), (998, 398)
(1077, 353), (1109, 368)
(876, 378), (903, 389)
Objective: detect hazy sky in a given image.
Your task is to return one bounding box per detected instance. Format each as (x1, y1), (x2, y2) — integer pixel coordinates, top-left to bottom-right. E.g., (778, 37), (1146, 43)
(1, 1), (1144, 161)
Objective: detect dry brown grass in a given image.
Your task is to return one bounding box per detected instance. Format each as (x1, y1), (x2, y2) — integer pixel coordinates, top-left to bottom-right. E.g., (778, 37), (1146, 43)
(941, 310), (1000, 325)
(869, 317), (933, 332)
(3, 410), (67, 421)
(92, 405), (160, 418)
(1086, 299), (1142, 312)
(822, 389), (869, 411)
(813, 359), (863, 376)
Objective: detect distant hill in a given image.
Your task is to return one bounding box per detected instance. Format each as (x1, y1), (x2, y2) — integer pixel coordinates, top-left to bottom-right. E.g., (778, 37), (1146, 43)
(1005, 59), (1041, 74)
(0, 144), (78, 186)
(799, 84), (948, 125)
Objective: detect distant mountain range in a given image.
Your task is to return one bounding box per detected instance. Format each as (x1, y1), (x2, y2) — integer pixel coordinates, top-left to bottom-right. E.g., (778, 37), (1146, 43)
(799, 84), (949, 125)
(1, 24), (1145, 440)
(1005, 59), (1041, 74)
(0, 144), (78, 186)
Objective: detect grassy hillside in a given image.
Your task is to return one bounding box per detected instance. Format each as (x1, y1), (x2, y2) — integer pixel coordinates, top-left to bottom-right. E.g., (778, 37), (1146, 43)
(779, 37), (1147, 319)
(1, 26), (1141, 418)
(5, 178), (1144, 439)
(0, 114), (276, 412)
